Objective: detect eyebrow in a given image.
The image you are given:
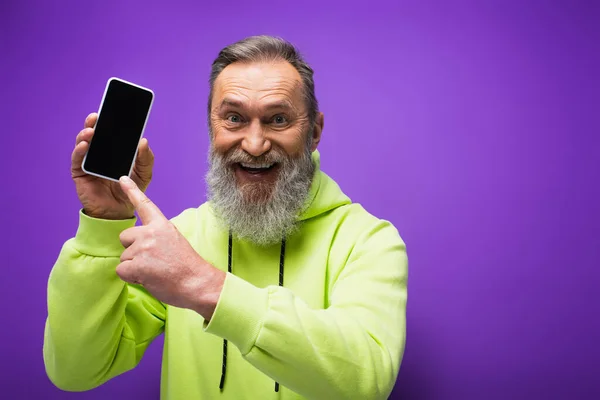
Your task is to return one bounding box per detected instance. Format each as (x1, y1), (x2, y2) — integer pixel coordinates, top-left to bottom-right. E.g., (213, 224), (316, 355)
(218, 98), (294, 112)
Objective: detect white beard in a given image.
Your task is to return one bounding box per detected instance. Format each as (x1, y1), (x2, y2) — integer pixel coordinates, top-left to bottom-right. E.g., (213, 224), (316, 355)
(206, 145), (315, 246)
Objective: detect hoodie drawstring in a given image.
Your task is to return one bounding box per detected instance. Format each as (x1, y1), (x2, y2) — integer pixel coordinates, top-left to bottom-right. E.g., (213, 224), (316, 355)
(219, 231), (286, 393)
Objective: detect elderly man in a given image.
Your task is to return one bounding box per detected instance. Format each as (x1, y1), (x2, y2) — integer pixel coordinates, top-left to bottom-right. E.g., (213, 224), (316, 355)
(43, 35), (408, 400)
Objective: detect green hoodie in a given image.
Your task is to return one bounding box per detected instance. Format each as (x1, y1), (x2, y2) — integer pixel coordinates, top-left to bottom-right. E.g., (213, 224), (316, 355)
(44, 151), (408, 399)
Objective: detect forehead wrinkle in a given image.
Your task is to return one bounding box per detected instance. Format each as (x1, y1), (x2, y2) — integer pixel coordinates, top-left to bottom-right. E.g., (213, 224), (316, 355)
(255, 79), (305, 109)
(214, 63), (305, 113)
(218, 88), (302, 113)
(258, 93), (300, 113)
(220, 88), (251, 101)
(220, 77), (299, 96)
(217, 64), (301, 91)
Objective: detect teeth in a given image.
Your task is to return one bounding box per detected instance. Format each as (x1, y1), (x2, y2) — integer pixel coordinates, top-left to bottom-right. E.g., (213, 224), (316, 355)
(241, 162), (274, 169)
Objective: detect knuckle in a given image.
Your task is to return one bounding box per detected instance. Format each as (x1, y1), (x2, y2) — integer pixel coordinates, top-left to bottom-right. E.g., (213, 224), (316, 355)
(115, 263), (126, 277)
(145, 225), (156, 237)
(76, 129), (91, 143)
(167, 222), (178, 234)
(140, 197), (153, 207)
(119, 230), (132, 245)
(155, 221), (169, 235)
(141, 239), (153, 251)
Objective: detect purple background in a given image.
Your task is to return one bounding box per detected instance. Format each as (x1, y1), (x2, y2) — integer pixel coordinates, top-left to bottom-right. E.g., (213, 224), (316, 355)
(2, 1), (599, 399)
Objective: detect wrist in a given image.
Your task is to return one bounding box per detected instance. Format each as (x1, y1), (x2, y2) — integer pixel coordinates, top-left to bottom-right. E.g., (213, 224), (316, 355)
(83, 209), (135, 221)
(188, 261), (226, 321)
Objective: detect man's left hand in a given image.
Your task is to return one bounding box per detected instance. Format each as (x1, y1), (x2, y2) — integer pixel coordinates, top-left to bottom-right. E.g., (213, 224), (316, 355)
(116, 176), (225, 320)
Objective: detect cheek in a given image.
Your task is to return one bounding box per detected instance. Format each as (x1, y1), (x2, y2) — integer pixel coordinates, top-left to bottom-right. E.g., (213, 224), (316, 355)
(211, 127), (237, 154)
(273, 129), (308, 157)
(212, 137), (229, 154)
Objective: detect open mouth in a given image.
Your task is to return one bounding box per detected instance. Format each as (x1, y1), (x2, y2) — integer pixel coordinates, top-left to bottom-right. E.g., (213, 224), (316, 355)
(238, 162), (277, 174)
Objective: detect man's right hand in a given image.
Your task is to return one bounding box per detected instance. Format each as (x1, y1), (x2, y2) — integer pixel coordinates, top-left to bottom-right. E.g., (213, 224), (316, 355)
(71, 112), (155, 220)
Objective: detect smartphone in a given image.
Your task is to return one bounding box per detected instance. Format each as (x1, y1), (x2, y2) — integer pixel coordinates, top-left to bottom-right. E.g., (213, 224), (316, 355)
(82, 77), (154, 182)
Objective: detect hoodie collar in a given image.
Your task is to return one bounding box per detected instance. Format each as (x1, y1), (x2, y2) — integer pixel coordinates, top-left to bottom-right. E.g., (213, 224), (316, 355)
(297, 150), (351, 221)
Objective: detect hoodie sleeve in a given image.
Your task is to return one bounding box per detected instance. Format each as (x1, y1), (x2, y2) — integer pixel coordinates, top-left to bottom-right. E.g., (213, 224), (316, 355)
(43, 210), (166, 391)
(204, 218), (408, 400)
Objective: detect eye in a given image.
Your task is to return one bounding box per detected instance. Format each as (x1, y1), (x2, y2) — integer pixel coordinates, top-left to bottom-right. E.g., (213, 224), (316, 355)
(226, 114), (242, 124)
(272, 115), (288, 125)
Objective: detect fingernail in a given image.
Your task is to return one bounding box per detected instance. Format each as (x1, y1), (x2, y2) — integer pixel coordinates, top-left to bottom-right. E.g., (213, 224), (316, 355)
(120, 176), (131, 184)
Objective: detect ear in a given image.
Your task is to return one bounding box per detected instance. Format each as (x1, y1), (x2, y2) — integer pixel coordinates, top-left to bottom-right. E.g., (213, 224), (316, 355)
(310, 112), (324, 152)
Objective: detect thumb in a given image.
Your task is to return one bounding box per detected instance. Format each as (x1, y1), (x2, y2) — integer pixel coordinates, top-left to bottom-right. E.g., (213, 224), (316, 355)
(119, 175), (165, 224)
(136, 138), (154, 170)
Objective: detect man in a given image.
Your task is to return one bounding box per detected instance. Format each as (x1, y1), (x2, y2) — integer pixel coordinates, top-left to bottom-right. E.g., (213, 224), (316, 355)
(43, 35), (408, 400)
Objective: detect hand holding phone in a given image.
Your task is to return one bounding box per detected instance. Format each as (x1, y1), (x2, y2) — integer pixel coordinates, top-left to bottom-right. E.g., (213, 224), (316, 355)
(70, 78), (155, 220)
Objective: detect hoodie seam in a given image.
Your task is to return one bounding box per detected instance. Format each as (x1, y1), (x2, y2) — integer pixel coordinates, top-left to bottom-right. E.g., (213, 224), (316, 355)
(240, 287), (272, 357)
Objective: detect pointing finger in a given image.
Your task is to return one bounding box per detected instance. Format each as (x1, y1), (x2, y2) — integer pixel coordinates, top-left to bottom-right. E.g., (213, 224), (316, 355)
(119, 175), (165, 224)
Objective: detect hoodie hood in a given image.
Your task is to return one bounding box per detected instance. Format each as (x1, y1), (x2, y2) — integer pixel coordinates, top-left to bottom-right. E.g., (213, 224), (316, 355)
(298, 150), (352, 221)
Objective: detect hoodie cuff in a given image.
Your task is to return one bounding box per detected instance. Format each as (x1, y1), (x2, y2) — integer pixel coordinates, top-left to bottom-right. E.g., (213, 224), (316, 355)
(73, 209), (137, 257)
(204, 273), (269, 356)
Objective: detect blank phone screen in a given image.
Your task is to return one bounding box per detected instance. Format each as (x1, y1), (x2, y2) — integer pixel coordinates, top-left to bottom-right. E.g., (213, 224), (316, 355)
(83, 79), (153, 180)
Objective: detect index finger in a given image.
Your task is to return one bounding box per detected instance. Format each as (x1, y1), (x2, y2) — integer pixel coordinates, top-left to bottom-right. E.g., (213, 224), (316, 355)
(119, 176), (165, 224)
(84, 113), (98, 129)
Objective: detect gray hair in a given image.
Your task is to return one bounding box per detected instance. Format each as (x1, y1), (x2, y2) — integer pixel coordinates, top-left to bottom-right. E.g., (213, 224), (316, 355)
(208, 35), (319, 128)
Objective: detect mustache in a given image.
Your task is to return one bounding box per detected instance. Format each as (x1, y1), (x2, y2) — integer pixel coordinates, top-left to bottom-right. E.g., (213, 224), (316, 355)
(222, 147), (288, 165)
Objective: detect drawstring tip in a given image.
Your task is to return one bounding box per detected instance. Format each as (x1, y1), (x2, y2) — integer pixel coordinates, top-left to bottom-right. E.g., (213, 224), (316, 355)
(220, 339), (228, 391)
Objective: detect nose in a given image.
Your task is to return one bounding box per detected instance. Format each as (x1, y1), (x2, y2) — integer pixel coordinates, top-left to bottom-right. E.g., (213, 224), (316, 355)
(240, 121), (271, 157)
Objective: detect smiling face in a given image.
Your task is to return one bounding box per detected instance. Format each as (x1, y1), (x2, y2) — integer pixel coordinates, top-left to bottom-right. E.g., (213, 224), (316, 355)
(206, 60), (324, 245)
(209, 61), (322, 202)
